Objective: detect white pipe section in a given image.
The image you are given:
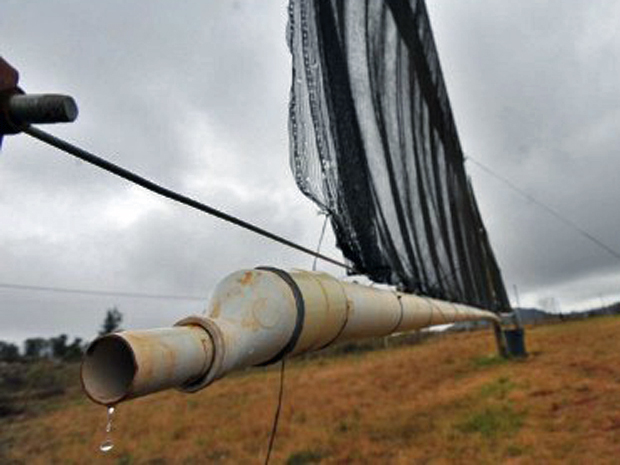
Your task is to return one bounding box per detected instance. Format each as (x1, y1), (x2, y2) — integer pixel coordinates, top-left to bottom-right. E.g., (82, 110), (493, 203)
(81, 327), (213, 405)
(82, 268), (501, 405)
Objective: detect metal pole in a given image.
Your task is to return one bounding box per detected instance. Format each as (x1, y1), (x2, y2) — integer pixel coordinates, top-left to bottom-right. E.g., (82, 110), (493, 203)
(0, 57), (78, 145)
(7, 94), (78, 127)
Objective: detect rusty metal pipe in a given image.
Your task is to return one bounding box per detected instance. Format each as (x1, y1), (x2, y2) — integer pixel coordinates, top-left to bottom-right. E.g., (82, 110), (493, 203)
(82, 326), (213, 405)
(82, 268), (501, 404)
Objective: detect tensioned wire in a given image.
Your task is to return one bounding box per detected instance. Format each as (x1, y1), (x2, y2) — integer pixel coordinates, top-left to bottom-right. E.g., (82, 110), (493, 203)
(16, 128), (618, 301)
(466, 155), (620, 262)
(24, 126), (352, 271)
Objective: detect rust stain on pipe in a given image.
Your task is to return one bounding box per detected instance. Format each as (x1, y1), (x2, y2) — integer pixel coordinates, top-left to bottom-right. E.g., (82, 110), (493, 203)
(210, 302), (222, 319)
(240, 271), (254, 286)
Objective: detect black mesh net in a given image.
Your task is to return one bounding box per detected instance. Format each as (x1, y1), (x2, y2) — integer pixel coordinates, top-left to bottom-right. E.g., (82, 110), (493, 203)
(288, 0), (510, 312)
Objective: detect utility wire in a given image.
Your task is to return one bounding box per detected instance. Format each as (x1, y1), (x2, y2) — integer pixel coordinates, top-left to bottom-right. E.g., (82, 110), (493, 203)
(466, 155), (620, 262)
(0, 282), (206, 301)
(24, 126), (352, 271)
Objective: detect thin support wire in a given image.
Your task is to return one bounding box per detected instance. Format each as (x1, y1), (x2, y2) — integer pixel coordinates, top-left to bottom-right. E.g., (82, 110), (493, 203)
(312, 213), (330, 271)
(466, 155), (620, 262)
(0, 282), (205, 301)
(24, 126), (352, 271)
(264, 358), (286, 465)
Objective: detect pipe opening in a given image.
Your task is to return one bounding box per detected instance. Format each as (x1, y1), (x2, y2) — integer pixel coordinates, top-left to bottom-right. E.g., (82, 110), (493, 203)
(81, 336), (136, 405)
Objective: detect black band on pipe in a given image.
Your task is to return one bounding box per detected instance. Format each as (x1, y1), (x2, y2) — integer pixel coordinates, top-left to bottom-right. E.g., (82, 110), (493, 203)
(388, 293), (405, 335)
(255, 267), (305, 366)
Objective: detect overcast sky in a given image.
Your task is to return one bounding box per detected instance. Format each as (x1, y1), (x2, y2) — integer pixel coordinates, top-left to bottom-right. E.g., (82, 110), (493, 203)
(1, 1), (619, 344)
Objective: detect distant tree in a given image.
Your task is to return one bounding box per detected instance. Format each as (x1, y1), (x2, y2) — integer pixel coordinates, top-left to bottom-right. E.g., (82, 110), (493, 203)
(64, 337), (85, 362)
(99, 307), (123, 336)
(0, 341), (20, 362)
(24, 338), (49, 359)
(49, 334), (69, 359)
(23, 336), (84, 362)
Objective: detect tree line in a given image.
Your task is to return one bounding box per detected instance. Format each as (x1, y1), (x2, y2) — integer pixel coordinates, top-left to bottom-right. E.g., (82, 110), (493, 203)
(0, 307), (123, 363)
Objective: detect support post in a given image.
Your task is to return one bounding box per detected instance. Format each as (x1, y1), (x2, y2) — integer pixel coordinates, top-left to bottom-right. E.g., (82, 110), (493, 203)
(492, 321), (510, 358)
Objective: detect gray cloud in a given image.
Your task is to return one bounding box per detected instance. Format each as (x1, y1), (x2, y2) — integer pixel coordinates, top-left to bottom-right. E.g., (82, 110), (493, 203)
(428, 0), (620, 307)
(1, 1), (619, 344)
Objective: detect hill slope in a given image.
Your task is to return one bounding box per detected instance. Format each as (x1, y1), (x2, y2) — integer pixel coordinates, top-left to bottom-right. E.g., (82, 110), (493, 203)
(2, 316), (620, 464)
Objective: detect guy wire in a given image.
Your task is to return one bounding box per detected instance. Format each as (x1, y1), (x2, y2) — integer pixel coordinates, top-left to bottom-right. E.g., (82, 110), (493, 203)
(24, 126), (352, 271)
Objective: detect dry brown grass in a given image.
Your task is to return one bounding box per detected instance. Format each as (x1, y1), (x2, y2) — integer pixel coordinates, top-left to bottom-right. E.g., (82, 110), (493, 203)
(2, 315), (620, 464)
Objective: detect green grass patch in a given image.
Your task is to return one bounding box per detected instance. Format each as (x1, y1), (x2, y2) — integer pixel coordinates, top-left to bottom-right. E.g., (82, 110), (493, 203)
(455, 405), (525, 437)
(286, 449), (325, 464)
(116, 453), (134, 465)
(478, 376), (516, 400)
(471, 354), (508, 368)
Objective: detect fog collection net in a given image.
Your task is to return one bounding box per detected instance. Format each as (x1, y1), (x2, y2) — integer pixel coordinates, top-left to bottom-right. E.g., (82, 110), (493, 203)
(288, 0), (510, 312)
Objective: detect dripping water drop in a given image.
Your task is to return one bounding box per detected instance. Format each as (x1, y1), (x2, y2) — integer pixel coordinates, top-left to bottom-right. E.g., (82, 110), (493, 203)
(99, 405), (116, 453)
(99, 440), (114, 453)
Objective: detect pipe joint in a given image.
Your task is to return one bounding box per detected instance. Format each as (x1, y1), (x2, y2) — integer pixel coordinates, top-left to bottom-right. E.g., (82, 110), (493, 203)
(174, 316), (225, 392)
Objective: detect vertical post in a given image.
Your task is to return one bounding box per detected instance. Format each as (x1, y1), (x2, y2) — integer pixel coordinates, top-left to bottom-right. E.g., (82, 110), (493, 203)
(492, 321), (509, 358)
(513, 284), (521, 307)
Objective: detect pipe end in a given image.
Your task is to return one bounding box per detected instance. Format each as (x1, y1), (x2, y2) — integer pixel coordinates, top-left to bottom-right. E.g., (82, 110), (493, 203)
(81, 335), (136, 405)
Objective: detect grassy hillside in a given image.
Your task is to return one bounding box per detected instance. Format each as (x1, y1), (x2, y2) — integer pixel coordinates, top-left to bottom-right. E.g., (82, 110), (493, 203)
(2, 315), (620, 464)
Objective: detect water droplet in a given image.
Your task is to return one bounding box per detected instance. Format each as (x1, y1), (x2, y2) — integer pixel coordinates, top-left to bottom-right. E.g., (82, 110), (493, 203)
(105, 406), (115, 433)
(99, 405), (116, 453)
(99, 440), (114, 453)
